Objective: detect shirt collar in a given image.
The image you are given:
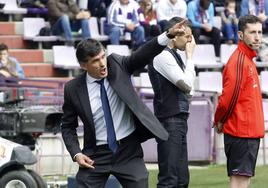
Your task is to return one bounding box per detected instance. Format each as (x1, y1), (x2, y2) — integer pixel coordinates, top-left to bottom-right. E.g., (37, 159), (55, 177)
(86, 73), (99, 84)
(238, 41), (257, 60)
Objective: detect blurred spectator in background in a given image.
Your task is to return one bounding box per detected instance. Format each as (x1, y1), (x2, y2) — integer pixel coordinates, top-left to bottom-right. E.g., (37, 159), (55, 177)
(19, 0), (49, 17)
(47, 0), (91, 46)
(77, 0), (111, 18)
(156, 0), (187, 31)
(212, 0), (225, 7)
(0, 43), (25, 79)
(106, 0), (145, 49)
(138, 0), (161, 40)
(235, 0), (242, 16)
(221, 0), (239, 44)
(19, 0), (48, 9)
(187, 0), (221, 58)
(240, 0), (268, 33)
(87, 0), (111, 18)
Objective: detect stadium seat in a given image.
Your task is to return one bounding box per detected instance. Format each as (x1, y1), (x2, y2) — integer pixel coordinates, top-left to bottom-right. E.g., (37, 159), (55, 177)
(192, 44), (223, 69)
(106, 45), (130, 56)
(99, 17), (107, 36)
(198, 71), (222, 93)
(220, 44), (237, 64)
(220, 44), (268, 68)
(263, 100), (268, 130)
(77, 0), (87, 10)
(0, 0), (27, 20)
(213, 16), (222, 30)
(132, 76), (141, 87)
(23, 17), (60, 48)
(260, 71), (268, 95)
(262, 99), (268, 164)
(256, 37), (268, 68)
(140, 72), (152, 88)
(52, 45), (79, 71)
(88, 17), (109, 41)
(199, 16), (222, 42)
(100, 17), (131, 41)
(139, 72), (154, 97)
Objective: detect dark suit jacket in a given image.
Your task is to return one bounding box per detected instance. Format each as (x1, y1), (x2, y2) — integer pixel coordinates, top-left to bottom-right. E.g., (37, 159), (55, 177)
(61, 37), (169, 159)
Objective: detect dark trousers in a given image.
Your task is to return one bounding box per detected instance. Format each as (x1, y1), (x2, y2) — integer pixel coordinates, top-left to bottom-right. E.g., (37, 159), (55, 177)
(222, 23), (238, 43)
(76, 134), (148, 188)
(156, 114), (189, 188)
(192, 26), (221, 57)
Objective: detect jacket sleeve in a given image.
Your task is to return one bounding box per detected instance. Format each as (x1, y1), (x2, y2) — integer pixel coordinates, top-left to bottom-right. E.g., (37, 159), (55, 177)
(47, 1), (64, 18)
(208, 3), (214, 27)
(122, 35), (166, 74)
(187, 2), (202, 28)
(107, 2), (126, 27)
(68, 0), (80, 19)
(214, 57), (245, 124)
(47, 0), (79, 20)
(61, 82), (81, 160)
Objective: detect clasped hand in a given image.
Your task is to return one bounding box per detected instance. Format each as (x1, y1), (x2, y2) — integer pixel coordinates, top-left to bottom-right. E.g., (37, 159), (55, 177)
(76, 10), (91, 20)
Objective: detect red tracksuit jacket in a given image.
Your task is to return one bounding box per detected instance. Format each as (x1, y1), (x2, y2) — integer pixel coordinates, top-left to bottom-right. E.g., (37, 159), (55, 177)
(214, 41), (264, 138)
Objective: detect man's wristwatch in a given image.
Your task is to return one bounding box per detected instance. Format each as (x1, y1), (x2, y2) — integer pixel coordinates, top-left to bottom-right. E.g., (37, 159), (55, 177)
(166, 30), (175, 39)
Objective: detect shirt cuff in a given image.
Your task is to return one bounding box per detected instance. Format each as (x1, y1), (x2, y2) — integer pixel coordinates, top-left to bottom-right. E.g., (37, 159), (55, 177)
(73, 152), (82, 161)
(157, 32), (170, 46)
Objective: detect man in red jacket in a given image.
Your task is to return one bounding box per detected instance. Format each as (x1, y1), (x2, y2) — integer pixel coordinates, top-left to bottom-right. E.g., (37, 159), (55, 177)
(214, 15), (265, 188)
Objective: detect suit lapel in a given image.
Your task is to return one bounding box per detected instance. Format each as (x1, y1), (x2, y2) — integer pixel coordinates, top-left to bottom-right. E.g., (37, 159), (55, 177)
(76, 73), (95, 133)
(107, 61), (137, 111)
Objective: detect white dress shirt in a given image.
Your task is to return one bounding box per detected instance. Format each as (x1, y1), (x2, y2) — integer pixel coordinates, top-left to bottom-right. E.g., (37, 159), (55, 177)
(86, 74), (135, 145)
(156, 0), (187, 21)
(153, 48), (196, 95)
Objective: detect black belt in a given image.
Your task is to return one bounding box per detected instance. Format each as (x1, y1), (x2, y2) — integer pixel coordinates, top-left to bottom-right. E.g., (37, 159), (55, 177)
(97, 132), (136, 149)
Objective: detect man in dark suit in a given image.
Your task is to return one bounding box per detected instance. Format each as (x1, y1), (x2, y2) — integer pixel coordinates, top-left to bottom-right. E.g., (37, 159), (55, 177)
(61, 20), (186, 188)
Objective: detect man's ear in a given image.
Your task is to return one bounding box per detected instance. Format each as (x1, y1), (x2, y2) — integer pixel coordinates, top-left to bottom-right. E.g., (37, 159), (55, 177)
(238, 31), (243, 40)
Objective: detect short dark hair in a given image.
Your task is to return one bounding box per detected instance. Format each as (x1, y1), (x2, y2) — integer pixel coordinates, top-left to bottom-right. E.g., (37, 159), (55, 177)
(164, 17), (192, 32)
(0, 43), (8, 51)
(238, 15), (262, 32)
(200, 0), (211, 10)
(76, 38), (105, 63)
